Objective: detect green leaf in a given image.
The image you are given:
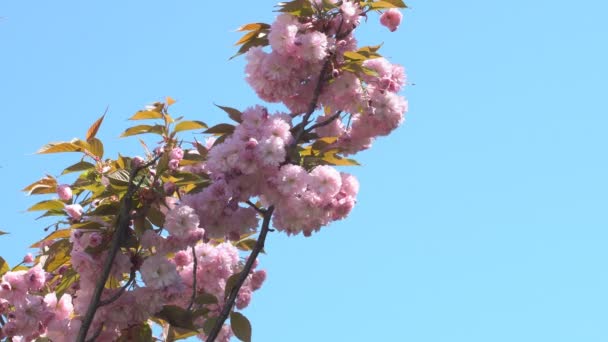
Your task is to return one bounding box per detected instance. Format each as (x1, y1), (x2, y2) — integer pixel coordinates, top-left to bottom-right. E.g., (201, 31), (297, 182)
(215, 104), (243, 123)
(174, 120), (208, 133)
(106, 169), (131, 186)
(130, 110), (163, 120)
(28, 200), (65, 212)
(166, 326), (198, 341)
(224, 272), (242, 298)
(117, 323), (153, 342)
(120, 124), (164, 137)
(235, 238), (257, 252)
(30, 229), (71, 248)
(86, 113), (106, 141)
(44, 239), (72, 272)
(276, 0), (314, 16)
(147, 205), (165, 228)
(54, 269), (79, 297)
(343, 51), (368, 61)
(156, 305), (197, 331)
(230, 312), (252, 342)
(0, 256), (9, 276)
(202, 317), (218, 335)
(230, 37), (269, 60)
(194, 293), (218, 305)
(204, 123), (235, 135)
(62, 161), (96, 175)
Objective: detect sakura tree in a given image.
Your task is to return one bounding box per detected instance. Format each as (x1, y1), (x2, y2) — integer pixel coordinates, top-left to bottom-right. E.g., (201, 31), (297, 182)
(0, 0), (409, 341)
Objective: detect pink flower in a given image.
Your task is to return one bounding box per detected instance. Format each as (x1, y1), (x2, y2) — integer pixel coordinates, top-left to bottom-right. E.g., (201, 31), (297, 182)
(170, 147), (184, 160)
(380, 8), (403, 32)
(22, 253), (34, 264)
(56, 184), (72, 201)
(164, 205), (201, 239)
(64, 204), (83, 221)
(140, 255), (180, 289)
(168, 158), (180, 171)
(25, 264), (46, 291)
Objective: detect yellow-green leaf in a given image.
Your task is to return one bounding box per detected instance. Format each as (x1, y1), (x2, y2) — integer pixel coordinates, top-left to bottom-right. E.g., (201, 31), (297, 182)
(230, 312), (252, 342)
(174, 120), (208, 133)
(120, 125), (164, 137)
(0, 257), (8, 276)
(235, 238), (257, 251)
(166, 327), (198, 341)
(23, 175), (57, 195)
(37, 141), (84, 154)
(30, 229), (72, 248)
(370, 0), (407, 9)
(235, 30), (260, 46)
(87, 137), (104, 158)
(62, 161), (96, 175)
(28, 200), (65, 212)
(44, 239), (71, 272)
(343, 51), (367, 61)
(130, 110), (163, 120)
(86, 113), (106, 141)
(156, 305), (197, 331)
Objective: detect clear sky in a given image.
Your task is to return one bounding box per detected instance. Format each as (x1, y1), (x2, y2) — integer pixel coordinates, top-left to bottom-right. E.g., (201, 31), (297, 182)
(2, 1), (608, 341)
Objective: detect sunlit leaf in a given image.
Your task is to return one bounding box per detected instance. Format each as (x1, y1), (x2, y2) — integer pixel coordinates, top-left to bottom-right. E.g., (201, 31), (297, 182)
(276, 0), (314, 16)
(235, 238), (257, 251)
(86, 113), (106, 141)
(230, 37), (269, 60)
(174, 120), (208, 133)
(166, 96), (177, 106)
(62, 161), (96, 175)
(235, 30), (259, 46)
(106, 169), (131, 186)
(44, 239), (71, 272)
(28, 200), (65, 212)
(321, 150), (360, 166)
(214, 104), (243, 123)
(0, 257), (8, 276)
(343, 51), (368, 61)
(37, 140), (85, 154)
(120, 124), (164, 137)
(230, 312), (252, 342)
(87, 137), (104, 158)
(22, 175), (57, 195)
(30, 229), (71, 248)
(55, 269), (79, 297)
(370, 0), (407, 9)
(129, 110), (163, 120)
(166, 326), (198, 341)
(236, 22), (270, 32)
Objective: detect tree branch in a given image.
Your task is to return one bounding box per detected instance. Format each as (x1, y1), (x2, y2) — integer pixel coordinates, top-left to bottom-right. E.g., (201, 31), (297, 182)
(205, 205), (274, 342)
(187, 245), (198, 311)
(76, 155), (161, 342)
(304, 110), (342, 134)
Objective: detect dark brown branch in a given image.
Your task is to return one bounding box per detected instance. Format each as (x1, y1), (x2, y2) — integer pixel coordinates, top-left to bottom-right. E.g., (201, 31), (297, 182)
(85, 323), (104, 342)
(98, 268), (136, 307)
(76, 155), (161, 342)
(291, 58), (332, 145)
(205, 206), (275, 342)
(187, 245), (198, 311)
(304, 110), (343, 134)
(245, 200), (265, 215)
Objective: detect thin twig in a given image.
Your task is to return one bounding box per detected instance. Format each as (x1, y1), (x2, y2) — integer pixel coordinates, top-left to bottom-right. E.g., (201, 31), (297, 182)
(76, 155), (161, 342)
(187, 245), (198, 311)
(304, 110), (343, 134)
(98, 269), (136, 307)
(245, 200), (265, 215)
(205, 206), (275, 342)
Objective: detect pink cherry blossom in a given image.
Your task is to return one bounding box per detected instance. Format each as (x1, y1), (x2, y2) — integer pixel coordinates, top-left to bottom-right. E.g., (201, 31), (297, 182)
(380, 8), (403, 32)
(56, 184), (72, 201)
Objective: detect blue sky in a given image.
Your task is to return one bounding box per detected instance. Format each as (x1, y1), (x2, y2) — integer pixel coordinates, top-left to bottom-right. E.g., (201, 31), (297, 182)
(2, 1), (608, 341)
